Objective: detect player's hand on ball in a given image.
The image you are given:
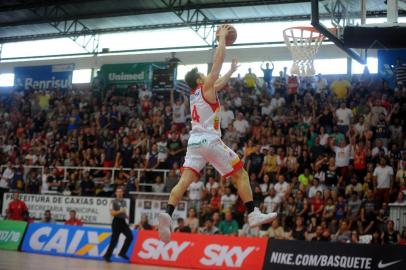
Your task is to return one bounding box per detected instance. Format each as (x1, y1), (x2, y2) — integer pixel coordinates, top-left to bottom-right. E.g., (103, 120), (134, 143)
(217, 25), (231, 38)
(231, 57), (240, 72)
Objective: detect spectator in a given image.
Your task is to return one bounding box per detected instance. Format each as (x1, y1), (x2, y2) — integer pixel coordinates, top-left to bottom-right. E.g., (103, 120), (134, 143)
(151, 175), (165, 193)
(134, 215), (153, 230)
(373, 158), (394, 204)
(220, 186), (237, 213)
(265, 218), (284, 239)
(65, 210), (83, 226)
(330, 77), (351, 100)
(42, 209), (56, 224)
(244, 68), (257, 91)
(219, 210), (239, 236)
(200, 218), (219, 235)
(26, 170), (41, 194)
(335, 102), (353, 135)
(187, 178), (204, 213)
(260, 61), (274, 94)
(185, 207), (199, 233)
(262, 187), (281, 214)
(174, 218), (191, 233)
(80, 172), (96, 196)
(289, 216), (307, 240)
(312, 226), (329, 241)
(233, 112), (250, 139)
(381, 220), (400, 244)
(6, 192), (28, 221)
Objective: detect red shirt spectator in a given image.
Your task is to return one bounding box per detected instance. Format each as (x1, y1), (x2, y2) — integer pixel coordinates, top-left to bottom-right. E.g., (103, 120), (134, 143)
(7, 193), (28, 221)
(65, 210), (83, 226)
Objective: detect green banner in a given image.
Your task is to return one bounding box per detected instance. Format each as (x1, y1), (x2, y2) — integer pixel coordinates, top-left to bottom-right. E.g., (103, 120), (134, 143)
(100, 62), (167, 90)
(0, 220), (27, 250)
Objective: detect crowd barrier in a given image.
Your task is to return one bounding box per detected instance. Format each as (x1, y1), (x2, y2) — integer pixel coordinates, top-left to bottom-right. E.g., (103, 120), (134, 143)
(4, 221), (406, 270)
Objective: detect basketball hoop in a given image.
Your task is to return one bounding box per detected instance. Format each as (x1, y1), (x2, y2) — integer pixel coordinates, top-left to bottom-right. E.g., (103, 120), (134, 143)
(283, 26), (326, 76)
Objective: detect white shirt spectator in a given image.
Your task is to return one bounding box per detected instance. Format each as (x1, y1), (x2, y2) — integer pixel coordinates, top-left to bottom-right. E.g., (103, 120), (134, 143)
(319, 134), (329, 146)
(270, 97), (286, 111)
(316, 77), (328, 93)
(233, 119), (250, 135)
(264, 195), (281, 213)
(373, 165), (394, 189)
(372, 146), (389, 157)
(221, 193), (237, 210)
(138, 88), (152, 100)
(41, 174), (49, 194)
(157, 141), (168, 162)
(173, 104), (186, 124)
(206, 181), (219, 191)
(334, 145), (352, 167)
(0, 167), (13, 189)
(274, 181), (289, 199)
(260, 183), (274, 196)
(187, 181), (204, 200)
(336, 108), (353, 126)
(308, 185), (325, 198)
(220, 107), (235, 129)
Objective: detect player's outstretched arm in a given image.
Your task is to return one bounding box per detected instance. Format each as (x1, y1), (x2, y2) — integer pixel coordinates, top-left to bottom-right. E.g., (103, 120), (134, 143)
(204, 25), (230, 91)
(214, 57), (239, 92)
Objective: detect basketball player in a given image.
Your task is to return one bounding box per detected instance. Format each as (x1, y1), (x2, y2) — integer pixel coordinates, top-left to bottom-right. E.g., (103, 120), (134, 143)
(158, 25), (277, 243)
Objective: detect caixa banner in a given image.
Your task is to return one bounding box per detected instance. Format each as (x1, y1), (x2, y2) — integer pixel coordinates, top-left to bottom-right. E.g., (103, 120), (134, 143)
(14, 64), (74, 90)
(131, 230), (267, 270)
(263, 239), (406, 270)
(22, 222), (137, 262)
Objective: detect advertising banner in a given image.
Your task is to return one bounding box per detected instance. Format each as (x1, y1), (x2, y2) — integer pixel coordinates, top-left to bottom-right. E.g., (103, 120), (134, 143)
(131, 230), (267, 270)
(263, 239), (406, 270)
(22, 222), (137, 262)
(0, 220), (27, 250)
(100, 62), (168, 90)
(14, 64), (74, 90)
(134, 199), (187, 226)
(2, 193), (130, 225)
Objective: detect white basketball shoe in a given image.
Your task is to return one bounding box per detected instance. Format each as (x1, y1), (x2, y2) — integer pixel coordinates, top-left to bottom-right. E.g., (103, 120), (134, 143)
(158, 212), (172, 243)
(248, 207), (277, 227)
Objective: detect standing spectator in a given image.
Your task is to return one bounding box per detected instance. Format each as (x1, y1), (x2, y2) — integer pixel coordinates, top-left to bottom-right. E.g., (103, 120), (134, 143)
(260, 61), (274, 94)
(335, 103), (353, 135)
(220, 186), (237, 212)
(330, 77), (351, 100)
(187, 178), (204, 212)
(6, 192), (28, 221)
(171, 89), (188, 130)
(26, 170), (41, 194)
(315, 74), (328, 96)
(42, 210), (56, 224)
(157, 133), (168, 169)
(219, 210), (239, 236)
(233, 112), (250, 139)
(220, 104), (235, 130)
(244, 68), (257, 91)
(0, 161), (13, 210)
(373, 158), (394, 204)
(65, 210), (83, 226)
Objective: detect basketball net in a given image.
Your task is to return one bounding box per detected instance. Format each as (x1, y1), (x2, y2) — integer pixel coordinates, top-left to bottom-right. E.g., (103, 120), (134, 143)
(283, 27), (325, 77)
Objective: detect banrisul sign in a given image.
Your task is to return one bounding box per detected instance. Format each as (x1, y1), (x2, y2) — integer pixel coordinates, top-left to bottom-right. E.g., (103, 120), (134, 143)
(0, 220), (27, 250)
(14, 64), (74, 90)
(100, 62), (167, 89)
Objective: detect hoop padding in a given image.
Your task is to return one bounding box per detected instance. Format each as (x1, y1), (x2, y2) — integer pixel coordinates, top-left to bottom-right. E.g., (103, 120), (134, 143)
(283, 27), (325, 76)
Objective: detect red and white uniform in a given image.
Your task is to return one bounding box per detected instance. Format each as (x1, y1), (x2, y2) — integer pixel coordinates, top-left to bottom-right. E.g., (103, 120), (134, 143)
(182, 84), (243, 177)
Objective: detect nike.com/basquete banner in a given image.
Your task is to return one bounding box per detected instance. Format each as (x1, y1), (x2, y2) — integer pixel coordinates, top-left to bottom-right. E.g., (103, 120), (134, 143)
(263, 239), (406, 270)
(22, 222), (137, 262)
(131, 230), (267, 270)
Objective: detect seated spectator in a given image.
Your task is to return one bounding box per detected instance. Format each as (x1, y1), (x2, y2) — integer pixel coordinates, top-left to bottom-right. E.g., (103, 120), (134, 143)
(335, 220), (351, 243)
(199, 218), (219, 235)
(135, 215), (153, 230)
(174, 218), (191, 233)
(80, 171), (96, 196)
(381, 220), (400, 244)
(185, 207), (199, 233)
(220, 186), (237, 213)
(262, 187), (281, 214)
(65, 210), (83, 226)
(6, 192), (28, 221)
(289, 216), (307, 240)
(312, 226), (330, 241)
(219, 210), (239, 236)
(265, 218), (284, 239)
(310, 191), (325, 218)
(42, 209), (56, 224)
(151, 175), (165, 193)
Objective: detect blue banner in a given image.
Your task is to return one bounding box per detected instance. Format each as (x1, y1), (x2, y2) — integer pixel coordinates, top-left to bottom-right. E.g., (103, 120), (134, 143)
(14, 64), (74, 90)
(22, 222), (137, 263)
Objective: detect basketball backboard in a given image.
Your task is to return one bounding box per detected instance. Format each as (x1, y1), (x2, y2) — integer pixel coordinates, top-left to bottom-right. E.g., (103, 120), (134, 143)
(311, 0), (406, 64)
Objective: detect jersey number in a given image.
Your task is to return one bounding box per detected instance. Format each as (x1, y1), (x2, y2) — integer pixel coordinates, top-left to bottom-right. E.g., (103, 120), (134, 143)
(192, 105), (200, 122)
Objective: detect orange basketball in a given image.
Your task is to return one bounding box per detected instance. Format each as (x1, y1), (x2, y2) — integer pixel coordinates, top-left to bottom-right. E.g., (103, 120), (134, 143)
(216, 25), (237, 46)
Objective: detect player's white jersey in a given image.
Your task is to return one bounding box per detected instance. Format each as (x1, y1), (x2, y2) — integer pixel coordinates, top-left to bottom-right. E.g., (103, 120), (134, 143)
(189, 84), (221, 137)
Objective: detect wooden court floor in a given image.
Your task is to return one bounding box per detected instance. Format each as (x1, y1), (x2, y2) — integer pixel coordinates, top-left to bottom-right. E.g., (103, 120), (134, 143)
(0, 250), (193, 270)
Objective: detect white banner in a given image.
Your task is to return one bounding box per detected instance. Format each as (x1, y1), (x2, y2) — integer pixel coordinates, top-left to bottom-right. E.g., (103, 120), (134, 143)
(134, 199), (187, 226)
(2, 193), (130, 225)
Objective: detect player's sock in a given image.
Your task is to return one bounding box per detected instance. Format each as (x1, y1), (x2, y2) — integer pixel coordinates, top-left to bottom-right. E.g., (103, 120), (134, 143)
(166, 204), (175, 216)
(245, 201), (255, 214)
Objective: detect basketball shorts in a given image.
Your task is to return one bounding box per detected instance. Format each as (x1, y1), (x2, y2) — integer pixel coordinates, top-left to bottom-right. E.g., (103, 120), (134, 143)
(182, 134), (244, 178)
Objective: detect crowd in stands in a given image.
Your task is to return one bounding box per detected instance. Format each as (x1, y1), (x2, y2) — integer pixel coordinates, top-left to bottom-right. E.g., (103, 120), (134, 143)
(0, 61), (406, 245)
